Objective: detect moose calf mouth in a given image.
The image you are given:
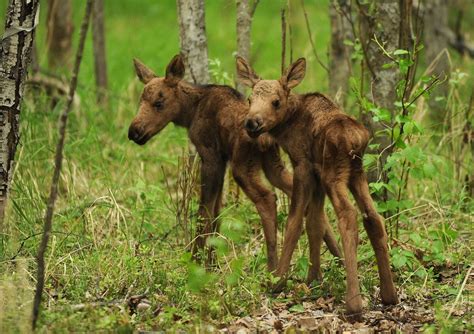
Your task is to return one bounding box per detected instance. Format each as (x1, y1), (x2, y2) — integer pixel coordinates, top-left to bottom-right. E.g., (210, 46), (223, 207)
(246, 127), (264, 138)
(133, 135), (149, 145)
(128, 127), (149, 145)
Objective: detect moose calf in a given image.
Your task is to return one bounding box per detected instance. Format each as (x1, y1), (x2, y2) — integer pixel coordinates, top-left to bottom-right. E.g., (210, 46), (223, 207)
(237, 56), (398, 319)
(128, 54), (341, 270)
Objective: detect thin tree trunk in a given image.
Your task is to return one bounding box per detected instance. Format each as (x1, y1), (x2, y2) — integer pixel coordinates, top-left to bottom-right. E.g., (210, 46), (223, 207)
(359, 1), (402, 182)
(32, 0), (94, 329)
(176, 0), (209, 84)
(329, 0), (352, 106)
(0, 0), (39, 224)
(47, 0), (73, 71)
(423, 0), (450, 124)
(236, 0), (251, 93)
(92, 0), (108, 105)
(281, 7), (287, 75)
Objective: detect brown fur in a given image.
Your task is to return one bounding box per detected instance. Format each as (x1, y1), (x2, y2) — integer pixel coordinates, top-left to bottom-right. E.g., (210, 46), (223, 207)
(237, 56), (398, 319)
(128, 55), (342, 271)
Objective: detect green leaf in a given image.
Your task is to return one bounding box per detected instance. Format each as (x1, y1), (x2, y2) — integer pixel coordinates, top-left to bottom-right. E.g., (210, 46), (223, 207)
(392, 252), (407, 269)
(382, 62), (396, 69)
(289, 304), (305, 313)
(207, 236), (228, 256)
(187, 264), (215, 292)
(370, 182), (386, 192)
(423, 163), (436, 178)
(410, 232), (422, 246)
(343, 39), (354, 46)
(394, 49), (409, 55)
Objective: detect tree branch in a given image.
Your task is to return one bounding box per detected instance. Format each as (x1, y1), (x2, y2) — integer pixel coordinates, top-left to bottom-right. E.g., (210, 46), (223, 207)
(300, 0), (329, 73)
(32, 0), (94, 329)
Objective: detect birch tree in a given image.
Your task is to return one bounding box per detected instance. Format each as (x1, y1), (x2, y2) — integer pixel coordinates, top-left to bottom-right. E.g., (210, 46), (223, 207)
(47, 0), (73, 70)
(0, 0), (39, 222)
(176, 0), (209, 84)
(358, 1), (403, 181)
(236, 0), (251, 93)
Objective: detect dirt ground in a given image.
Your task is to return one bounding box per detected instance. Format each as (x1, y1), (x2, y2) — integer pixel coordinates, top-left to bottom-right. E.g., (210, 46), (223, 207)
(220, 283), (473, 333)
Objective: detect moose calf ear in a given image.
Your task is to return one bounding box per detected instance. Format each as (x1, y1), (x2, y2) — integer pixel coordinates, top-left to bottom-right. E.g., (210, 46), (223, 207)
(165, 54), (185, 84)
(236, 56), (260, 88)
(133, 58), (156, 84)
(282, 58), (306, 89)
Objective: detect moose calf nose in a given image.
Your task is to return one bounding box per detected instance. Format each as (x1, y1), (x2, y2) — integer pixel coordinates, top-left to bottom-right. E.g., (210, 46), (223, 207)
(128, 126), (140, 141)
(245, 118), (261, 132)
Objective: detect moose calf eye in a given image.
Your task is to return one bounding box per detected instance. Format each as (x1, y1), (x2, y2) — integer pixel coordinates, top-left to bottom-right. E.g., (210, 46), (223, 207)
(154, 101), (163, 110)
(272, 99), (280, 108)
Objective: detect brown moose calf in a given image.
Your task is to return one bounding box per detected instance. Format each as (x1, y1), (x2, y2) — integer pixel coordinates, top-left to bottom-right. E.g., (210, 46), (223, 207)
(128, 54), (341, 270)
(237, 56), (398, 319)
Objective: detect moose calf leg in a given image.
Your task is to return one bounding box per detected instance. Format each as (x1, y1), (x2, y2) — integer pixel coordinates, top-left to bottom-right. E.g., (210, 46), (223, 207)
(262, 146), (293, 196)
(193, 160), (225, 256)
(327, 183), (363, 320)
(305, 193), (326, 283)
(233, 165), (279, 271)
(350, 173), (398, 305)
(262, 153), (342, 260)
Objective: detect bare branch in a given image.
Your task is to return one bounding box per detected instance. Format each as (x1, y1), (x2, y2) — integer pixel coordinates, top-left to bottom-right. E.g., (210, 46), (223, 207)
(32, 0), (94, 329)
(250, 0), (260, 18)
(281, 6), (287, 74)
(300, 0), (329, 73)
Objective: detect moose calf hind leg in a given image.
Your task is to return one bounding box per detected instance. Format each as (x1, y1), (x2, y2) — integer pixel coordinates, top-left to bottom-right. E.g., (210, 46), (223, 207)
(327, 184), (363, 320)
(350, 173), (398, 305)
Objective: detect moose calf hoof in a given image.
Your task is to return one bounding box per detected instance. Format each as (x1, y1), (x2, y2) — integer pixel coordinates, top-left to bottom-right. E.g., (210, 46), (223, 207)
(306, 270), (322, 286)
(345, 296), (363, 323)
(345, 310), (363, 323)
(381, 291), (399, 306)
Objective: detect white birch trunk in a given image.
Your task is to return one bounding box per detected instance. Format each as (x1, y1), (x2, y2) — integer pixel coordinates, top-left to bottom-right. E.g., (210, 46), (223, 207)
(360, 1), (401, 181)
(176, 0), (210, 84)
(236, 0), (251, 93)
(0, 0), (39, 223)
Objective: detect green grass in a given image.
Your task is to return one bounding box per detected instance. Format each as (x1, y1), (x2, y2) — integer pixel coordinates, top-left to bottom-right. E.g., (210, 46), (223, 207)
(0, 0), (473, 332)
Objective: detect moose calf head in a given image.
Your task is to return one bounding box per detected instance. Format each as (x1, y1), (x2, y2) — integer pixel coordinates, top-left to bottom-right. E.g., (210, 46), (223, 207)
(236, 56), (306, 138)
(128, 55), (185, 145)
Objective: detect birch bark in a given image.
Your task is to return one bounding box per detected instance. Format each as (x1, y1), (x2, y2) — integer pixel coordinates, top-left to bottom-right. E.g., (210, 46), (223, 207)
(0, 0), (39, 222)
(176, 0), (209, 84)
(236, 0), (251, 93)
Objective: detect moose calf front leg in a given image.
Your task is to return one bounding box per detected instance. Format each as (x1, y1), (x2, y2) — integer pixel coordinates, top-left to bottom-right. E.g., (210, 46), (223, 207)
(192, 159), (225, 257)
(274, 165), (312, 288)
(232, 162), (279, 271)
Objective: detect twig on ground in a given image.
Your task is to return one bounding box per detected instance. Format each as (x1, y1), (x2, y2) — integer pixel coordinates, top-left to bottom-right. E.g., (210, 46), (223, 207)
(448, 265), (472, 319)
